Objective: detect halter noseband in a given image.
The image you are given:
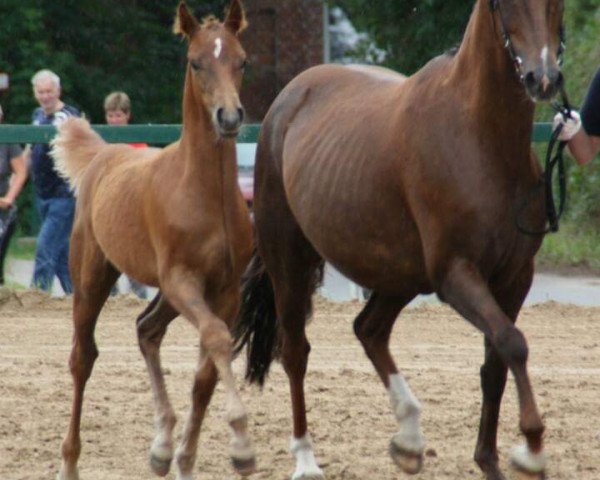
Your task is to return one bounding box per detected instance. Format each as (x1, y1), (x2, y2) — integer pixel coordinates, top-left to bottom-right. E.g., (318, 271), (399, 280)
(488, 0), (566, 81)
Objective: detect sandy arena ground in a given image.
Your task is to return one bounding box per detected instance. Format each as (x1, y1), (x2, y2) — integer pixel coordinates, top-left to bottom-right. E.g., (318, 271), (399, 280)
(1, 289), (599, 480)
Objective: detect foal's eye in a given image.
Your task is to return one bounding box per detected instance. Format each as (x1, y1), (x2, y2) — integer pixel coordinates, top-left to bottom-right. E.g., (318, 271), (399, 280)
(190, 60), (201, 71)
(239, 59), (248, 71)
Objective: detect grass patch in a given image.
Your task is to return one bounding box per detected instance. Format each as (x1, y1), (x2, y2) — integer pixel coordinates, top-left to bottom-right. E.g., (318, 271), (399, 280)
(7, 236), (36, 261)
(537, 221), (600, 274)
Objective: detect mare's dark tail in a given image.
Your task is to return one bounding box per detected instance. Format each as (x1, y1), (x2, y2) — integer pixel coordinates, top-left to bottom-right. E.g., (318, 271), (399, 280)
(233, 251), (279, 386)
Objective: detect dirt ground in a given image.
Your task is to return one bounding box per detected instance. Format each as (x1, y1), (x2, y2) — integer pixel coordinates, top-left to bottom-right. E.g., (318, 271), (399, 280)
(1, 289), (599, 480)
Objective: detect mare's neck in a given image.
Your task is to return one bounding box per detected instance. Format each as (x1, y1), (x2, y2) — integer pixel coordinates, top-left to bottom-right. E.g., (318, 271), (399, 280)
(450, 0), (535, 140)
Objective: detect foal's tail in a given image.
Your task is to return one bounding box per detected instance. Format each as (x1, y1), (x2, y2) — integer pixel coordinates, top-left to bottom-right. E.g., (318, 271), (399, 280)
(51, 118), (106, 194)
(233, 251), (279, 387)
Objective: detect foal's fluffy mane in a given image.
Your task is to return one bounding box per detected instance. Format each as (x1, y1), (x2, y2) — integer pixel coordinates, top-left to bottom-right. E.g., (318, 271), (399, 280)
(201, 15), (221, 29)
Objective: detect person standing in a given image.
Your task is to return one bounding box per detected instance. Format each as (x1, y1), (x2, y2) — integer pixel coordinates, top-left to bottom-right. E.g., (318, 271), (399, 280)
(26, 69), (80, 294)
(554, 67), (600, 164)
(0, 104), (28, 285)
(103, 91), (148, 299)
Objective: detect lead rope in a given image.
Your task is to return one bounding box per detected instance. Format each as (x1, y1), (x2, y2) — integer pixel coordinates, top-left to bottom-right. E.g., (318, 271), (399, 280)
(516, 85), (572, 235)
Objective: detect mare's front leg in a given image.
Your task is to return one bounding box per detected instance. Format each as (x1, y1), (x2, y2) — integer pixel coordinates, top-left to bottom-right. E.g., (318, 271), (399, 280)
(161, 271), (255, 479)
(136, 292), (179, 476)
(438, 258), (546, 480)
(474, 263), (535, 480)
(58, 234), (120, 480)
(353, 292), (424, 474)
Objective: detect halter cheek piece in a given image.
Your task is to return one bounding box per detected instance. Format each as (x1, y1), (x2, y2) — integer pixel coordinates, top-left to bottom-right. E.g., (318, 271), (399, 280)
(489, 0), (566, 81)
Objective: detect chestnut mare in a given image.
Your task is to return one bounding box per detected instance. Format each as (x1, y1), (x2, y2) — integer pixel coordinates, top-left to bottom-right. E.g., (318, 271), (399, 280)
(51, 2), (255, 479)
(234, 1), (565, 479)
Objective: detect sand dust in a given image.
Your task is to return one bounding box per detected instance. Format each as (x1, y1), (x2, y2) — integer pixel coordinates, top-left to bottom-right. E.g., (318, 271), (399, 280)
(1, 289), (599, 479)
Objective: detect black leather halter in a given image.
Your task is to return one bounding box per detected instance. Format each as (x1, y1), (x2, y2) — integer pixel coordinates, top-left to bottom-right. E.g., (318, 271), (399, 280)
(489, 0), (566, 80)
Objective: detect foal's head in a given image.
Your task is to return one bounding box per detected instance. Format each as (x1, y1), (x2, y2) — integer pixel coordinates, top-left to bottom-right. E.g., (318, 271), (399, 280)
(175, 0), (247, 138)
(489, 0), (565, 101)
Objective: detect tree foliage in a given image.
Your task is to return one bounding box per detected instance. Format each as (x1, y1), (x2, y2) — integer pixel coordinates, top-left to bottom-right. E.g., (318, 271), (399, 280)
(335, 0), (472, 74)
(0, 0), (234, 125)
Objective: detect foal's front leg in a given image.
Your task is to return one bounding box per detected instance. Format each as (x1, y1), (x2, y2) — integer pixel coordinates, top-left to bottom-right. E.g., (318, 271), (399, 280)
(136, 293), (179, 476)
(162, 276), (255, 479)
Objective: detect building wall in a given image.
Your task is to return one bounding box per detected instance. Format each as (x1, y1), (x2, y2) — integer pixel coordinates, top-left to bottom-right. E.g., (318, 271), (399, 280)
(240, 0), (325, 121)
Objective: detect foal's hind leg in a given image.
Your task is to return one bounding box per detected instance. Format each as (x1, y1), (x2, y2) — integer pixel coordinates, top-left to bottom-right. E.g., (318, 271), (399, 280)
(352, 292), (425, 474)
(136, 292), (179, 476)
(475, 263), (535, 480)
(58, 237), (119, 480)
(438, 258), (545, 479)
(161, 274), (255, 479)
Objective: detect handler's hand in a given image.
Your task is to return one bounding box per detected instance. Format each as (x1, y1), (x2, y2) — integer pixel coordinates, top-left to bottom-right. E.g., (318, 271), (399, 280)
(0, 197), (13, 209)
(553, 110), (582, 142)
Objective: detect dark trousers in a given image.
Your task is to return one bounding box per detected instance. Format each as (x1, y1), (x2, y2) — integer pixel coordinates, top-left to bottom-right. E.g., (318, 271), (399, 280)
(0, 211), (17, 285)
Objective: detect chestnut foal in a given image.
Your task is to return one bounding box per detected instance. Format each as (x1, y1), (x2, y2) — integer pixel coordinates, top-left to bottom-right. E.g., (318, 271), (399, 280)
(52, 1), (254, 479)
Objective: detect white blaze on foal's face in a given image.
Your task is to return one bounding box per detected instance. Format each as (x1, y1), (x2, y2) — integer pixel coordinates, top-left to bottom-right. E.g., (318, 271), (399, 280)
(541, 45), (549, 71)
(214, 37), (223, 59)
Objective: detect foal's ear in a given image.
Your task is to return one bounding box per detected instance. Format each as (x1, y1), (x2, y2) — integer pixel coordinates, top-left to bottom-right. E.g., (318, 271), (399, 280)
(224, 0), (247, 36)
(173, 1), (199, 39)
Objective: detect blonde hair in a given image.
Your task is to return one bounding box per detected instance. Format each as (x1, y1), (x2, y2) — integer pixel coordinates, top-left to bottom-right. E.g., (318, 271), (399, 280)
(104, 91), (131, 113)
(31, 69), (61, 88)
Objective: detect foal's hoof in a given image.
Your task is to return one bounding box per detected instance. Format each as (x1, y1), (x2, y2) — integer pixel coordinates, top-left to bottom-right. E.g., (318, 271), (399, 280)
(389, 441), (423, 475)
(56, 465), (80, 480)
(231, 455), (256, 477)
(231, 433), (256, 476)
(510, 444), (546, 480)
(150, 453), (172, 477)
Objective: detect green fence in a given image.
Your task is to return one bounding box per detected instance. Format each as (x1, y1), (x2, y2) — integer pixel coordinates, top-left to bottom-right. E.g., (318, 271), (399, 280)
(0, 124), (261, 145)
(0, 122), (551, 144)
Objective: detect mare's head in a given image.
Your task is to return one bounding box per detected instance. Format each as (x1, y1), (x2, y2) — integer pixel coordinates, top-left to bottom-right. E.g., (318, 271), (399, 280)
(174, 0), (247, 138)
(490, 0), (565, 101)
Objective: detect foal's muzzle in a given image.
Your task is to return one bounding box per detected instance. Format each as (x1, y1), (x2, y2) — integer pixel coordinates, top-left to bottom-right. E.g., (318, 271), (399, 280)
(216, 107), (245, 138)
(524, 67), (563, 101)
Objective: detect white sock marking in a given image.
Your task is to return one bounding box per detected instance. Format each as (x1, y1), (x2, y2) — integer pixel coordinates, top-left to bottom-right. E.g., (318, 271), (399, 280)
(388, 373), (425, 454)
(290, 434), (323, 479)
(510, 443), (547, 473)
(214, 38), (222, 59)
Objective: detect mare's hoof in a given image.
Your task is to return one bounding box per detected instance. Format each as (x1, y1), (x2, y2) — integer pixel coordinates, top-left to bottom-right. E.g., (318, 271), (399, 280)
(510, 444), (546, 480)
(389, 441), (423, 475)
(292, 473), (324, 480)
(231, 455), (256, 477)
(150, 454), (172, 477)
(511, 468), (546, 480)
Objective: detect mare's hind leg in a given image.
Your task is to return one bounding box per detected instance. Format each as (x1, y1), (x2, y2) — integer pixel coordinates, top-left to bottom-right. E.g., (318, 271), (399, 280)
(136, 292), (179, 476)
(353, 292), (425, 474)
(160, 273), (255, 479)
(438, 258), (545, 479)
(58, 235), (119, 480)
(475, 263), (535, 480)
(258, 225), (324, 479)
